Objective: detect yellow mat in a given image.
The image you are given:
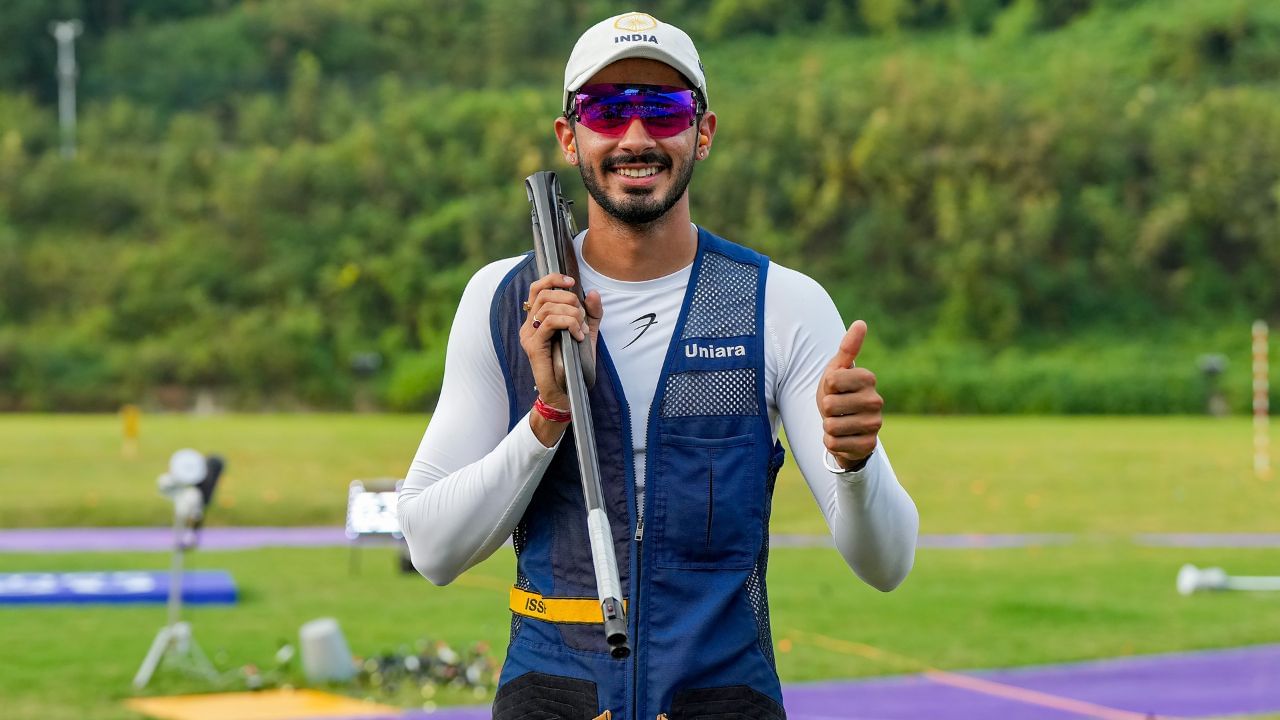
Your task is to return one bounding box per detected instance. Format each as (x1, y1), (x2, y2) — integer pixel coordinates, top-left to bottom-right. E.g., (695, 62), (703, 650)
(127, 688), (400, 720)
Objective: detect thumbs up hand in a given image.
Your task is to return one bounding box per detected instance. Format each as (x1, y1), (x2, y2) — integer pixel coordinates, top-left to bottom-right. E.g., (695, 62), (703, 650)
(816, 320), (883, 471)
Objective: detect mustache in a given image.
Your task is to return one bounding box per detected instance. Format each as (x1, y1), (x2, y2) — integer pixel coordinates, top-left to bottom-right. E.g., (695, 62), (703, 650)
(601, 151), (672, 171)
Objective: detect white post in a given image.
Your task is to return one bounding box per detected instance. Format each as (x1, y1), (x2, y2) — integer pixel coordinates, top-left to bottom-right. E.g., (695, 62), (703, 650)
(167, 510), (186, 628)
(48, 20), (83, 159)
(1254, 320), (1270, 480)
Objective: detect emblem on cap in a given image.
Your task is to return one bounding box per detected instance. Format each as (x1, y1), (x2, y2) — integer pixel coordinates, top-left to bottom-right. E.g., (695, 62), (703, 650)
(614, 12), (658, 32)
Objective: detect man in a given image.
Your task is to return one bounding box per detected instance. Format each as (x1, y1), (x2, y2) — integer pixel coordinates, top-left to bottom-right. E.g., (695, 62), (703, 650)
(399, 12), (918, 719)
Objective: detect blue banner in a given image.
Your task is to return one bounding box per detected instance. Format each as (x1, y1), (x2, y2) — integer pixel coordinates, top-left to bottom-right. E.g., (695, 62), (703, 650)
(0, 570), (238, 605)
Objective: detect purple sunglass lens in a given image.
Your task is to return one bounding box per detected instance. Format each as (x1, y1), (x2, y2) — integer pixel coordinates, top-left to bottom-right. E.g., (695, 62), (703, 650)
(574, 84), (697, 138)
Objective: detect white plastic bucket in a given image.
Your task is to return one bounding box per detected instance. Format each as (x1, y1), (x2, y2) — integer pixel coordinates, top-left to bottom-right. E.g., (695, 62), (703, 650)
(299, 617), (356, 683)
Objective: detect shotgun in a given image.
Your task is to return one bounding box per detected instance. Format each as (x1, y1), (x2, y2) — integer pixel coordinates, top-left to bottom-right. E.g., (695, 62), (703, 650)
(525, 171), (629, 659)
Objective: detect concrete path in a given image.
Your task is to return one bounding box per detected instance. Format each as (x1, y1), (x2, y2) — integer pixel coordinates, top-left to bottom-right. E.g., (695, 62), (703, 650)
(5, 527), (1280, 553)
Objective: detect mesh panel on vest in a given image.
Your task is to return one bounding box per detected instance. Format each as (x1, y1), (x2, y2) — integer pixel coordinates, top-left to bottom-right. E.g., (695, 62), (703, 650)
(512, 522), (532, 591)
(746, 533), (774, 669)
(510, 522), (531, 643)
(751, 445), (784, 669)
(661, 368), (758, 417)
(680, 252), (758, 340)
(512, 521), (527, 557)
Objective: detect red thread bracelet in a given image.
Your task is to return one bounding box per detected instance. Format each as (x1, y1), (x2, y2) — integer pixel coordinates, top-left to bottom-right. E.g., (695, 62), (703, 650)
(533, 397), (571, 423)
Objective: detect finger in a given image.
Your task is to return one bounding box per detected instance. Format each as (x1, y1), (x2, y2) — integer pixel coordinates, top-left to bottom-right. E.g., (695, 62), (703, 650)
(532, 298), (586, 320)
(819, 387), (884, 418)
(534, 288), (580, 307)
(528, 289), (579, 318)
(525, 274), (577, 308)
(822, 413), (883, 438)
(821, 367), (876, 395)
(584, 290), (603, 322)
(533, 303), (588, 338)
(826, 320), (868, 371)
(522, 306), (577, 340)
(823, 433), (878, 459)
(534, 312), (588, 342)
(527, 291), (579, 329)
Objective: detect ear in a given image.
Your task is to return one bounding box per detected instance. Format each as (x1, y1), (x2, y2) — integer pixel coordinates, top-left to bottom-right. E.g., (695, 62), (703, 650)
(554, 116), (578, 165)
(695, 110), (717, 160)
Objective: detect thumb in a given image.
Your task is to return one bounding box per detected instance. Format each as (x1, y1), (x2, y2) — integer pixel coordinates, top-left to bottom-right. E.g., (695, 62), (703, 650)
(584, 290), (604, 327)
(827, 320), (867, 370)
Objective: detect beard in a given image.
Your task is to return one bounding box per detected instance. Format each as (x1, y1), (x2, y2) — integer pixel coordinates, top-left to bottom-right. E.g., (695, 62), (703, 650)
(579, 147), (695, 226)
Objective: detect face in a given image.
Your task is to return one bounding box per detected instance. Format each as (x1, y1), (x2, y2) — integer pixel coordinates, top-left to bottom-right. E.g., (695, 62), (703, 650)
(556, 59), (716, 226)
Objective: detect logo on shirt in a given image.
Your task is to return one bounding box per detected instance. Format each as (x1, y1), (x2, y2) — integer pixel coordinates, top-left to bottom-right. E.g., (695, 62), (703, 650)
(684, 342), (746, 358)
(623, 313), (658, 349)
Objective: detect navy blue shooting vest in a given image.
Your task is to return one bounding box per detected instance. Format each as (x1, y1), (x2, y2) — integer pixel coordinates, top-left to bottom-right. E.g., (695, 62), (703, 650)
(489, 228), (787, 720)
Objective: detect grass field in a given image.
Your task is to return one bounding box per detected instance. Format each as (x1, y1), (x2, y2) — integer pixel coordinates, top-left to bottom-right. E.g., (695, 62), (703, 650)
(2, 414), (1279, 719)
(3, 544), (1280, 720)
(2, 413), (1277, 533)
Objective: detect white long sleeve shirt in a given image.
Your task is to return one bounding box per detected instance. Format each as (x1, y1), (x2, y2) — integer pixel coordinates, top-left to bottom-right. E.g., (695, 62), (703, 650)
(399, 231), (919, 591)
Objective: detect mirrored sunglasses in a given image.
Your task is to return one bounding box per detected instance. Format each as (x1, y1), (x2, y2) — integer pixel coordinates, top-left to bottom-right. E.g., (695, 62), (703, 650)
(571, 83), (700, 139)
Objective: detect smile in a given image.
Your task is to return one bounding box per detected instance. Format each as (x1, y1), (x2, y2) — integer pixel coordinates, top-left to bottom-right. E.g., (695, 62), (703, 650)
(614, 167), (661, 178)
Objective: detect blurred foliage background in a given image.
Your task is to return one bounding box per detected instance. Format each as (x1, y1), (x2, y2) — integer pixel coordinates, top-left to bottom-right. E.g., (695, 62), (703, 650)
(0, 0), (1277, 413)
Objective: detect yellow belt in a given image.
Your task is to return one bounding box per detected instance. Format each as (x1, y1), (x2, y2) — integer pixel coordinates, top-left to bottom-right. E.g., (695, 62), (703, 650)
(509, 587), (628, 625)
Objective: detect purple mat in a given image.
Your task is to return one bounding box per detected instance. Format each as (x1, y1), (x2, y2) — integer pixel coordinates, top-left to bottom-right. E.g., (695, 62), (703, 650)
(781, 675), (1090, 720)
(310, 644), (1280, 720)
(1136, 532), (1280, 548)
(978, 643), (1280, 718)
(1, 529), (1086, 553)
(7, 528), (1280, 554)
(0, 526), (349, 553)
(919, 533), (1075, 549)
(772, 533), (1077, 549)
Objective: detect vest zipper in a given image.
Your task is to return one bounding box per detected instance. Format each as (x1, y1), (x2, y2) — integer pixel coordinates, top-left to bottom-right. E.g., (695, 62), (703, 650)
(633, 530), (643, 720)
(609, 376), (643, 720)
(633, 398), (658, 720)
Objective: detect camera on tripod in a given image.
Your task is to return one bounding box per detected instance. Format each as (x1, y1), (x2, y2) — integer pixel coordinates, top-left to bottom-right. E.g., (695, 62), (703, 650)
(157, 449), (224, 549)
(133, 449), (226, 691)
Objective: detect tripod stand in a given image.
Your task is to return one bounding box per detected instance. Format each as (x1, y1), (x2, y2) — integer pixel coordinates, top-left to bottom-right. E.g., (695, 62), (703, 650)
(132, 510), (219, 689)
(133, 450), (224, 690)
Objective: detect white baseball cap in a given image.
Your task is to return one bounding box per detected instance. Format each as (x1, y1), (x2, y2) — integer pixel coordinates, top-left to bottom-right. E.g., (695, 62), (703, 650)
(563, 11), (708, 115)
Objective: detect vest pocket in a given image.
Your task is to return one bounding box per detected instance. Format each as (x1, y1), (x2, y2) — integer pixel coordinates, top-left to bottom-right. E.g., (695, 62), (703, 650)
(653, 433), (762, 570)
(492, 671), (600, 720)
